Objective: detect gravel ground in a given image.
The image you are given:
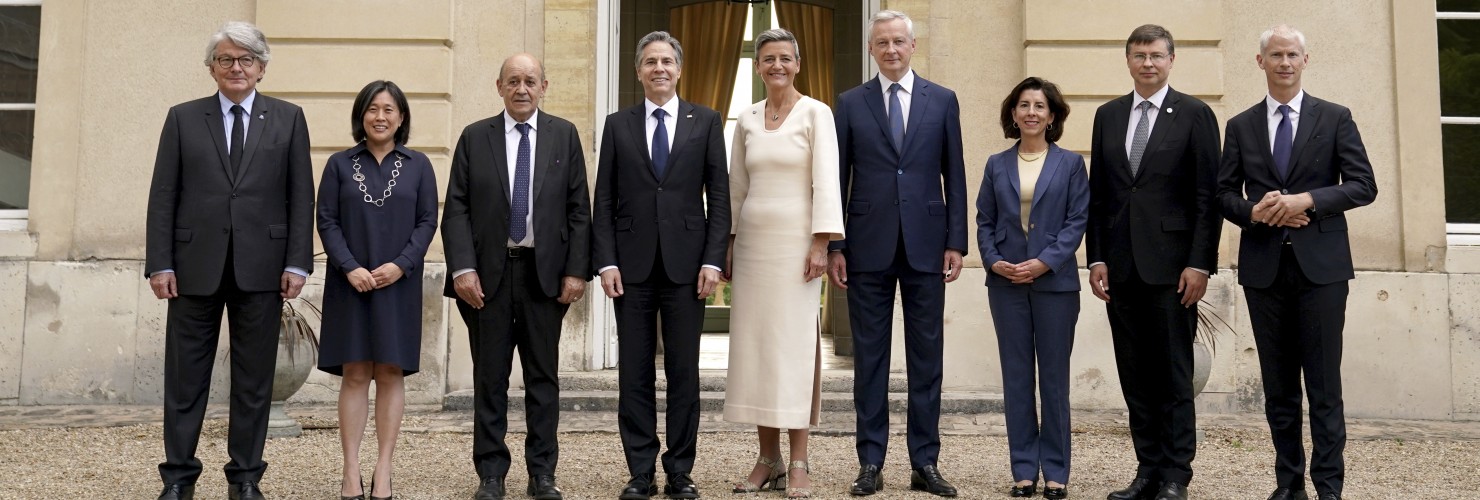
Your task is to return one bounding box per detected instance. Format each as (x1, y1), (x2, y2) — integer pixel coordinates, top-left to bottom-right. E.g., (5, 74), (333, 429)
(1, 415), (1476, 499)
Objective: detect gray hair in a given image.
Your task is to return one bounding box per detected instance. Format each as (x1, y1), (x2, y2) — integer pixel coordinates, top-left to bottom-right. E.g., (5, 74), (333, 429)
(1259, 24), (1307, 53)
(868, 10), (914, 40)
(755, 28), (800, 60)
(203, 21), (271, 66)
(634, 31), (684, 69)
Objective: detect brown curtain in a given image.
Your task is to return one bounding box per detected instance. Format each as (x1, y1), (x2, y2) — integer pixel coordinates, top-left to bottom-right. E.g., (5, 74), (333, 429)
(670, 1), (748, 113)
(775, 1), (835, 109)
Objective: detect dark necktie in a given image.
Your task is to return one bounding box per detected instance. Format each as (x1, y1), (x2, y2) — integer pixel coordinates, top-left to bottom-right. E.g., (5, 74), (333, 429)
(1273, 104), (1293, 182)
(651, 108), (669, 180)
(1128, 101), (1153, 177)
(229, 104), (245, 177)
(511, 123), (531, 243)
(888, 83), (904, 151)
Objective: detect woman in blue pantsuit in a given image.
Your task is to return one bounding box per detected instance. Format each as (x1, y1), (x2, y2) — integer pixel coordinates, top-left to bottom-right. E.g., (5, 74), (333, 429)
(976, 77), (1088, 500)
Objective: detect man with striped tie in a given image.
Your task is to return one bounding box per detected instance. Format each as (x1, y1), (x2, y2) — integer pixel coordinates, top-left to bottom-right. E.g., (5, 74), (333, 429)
(1086, 24), (1222, 500)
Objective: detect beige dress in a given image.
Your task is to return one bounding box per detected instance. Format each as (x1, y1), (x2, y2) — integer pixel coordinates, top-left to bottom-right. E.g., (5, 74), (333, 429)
(723, 96), (845, 429)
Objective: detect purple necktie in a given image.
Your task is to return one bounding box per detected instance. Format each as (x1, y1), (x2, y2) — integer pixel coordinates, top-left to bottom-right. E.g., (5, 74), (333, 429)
(511, 123), (531, 243)
(1273, 104), (1293, 181)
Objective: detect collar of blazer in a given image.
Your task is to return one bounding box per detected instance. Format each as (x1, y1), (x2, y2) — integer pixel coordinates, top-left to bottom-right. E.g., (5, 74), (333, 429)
(1111, 87), (1183, 182)
(625, 99), (697, 184)
(1250, 92), (1323, 184)
(203, 93), (273, 186)
(1004, 142), (1066, 218)
(486, 110), (557, 204)
(863, 72), (933, 157)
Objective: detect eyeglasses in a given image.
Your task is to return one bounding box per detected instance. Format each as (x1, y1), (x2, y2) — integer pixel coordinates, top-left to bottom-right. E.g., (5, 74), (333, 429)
(213, 55), (259, 69)
(1130, 53), (1169, 64)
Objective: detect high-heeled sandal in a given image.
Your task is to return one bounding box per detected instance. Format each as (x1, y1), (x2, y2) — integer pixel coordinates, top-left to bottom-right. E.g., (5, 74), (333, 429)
(341, 478), (365, 500)
(731, 455), (786, 493)
(785, 460), (811, 499)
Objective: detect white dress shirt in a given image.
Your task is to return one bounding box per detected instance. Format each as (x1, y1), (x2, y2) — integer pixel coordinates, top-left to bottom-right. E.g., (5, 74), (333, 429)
(1266, 90), (1305, 153)
(505, 109), (539, 248)
(219, 91), (257, 154)
(878, 70), (916, 134)
(1124, 84), (1169, 158)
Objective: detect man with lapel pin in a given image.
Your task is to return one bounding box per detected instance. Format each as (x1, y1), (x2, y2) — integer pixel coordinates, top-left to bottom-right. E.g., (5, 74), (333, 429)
(592, 31), (729, 500)
(1087, 24), (1221, 500)
(145, 21), (313, 500)
(1217, 25), (1376, 500)
(828, 9), (967, 497)
(442, 53), (591, 500)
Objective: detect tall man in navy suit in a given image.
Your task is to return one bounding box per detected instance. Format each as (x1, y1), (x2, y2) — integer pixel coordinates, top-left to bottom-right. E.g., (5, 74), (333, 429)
(145, 21), (313, 500)
(827, 10), (967, 497)
(1086, 25), (1221, 500)
(1217, 26), (1376, 500)
(591, 31), (728, 500)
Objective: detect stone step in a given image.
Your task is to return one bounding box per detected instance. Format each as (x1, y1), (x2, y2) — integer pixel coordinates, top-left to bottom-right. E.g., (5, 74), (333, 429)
(442, 389), (1003, 415)
(557, 369), (911, 393)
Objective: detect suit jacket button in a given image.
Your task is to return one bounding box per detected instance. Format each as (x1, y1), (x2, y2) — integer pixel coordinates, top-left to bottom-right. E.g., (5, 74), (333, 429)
(231, 193), (238, 199)
(897, 169), (903, 175)
(657, 187), (663, 192)
(1030, 223), (1036, 229)
(1131, 187), (1139, 193)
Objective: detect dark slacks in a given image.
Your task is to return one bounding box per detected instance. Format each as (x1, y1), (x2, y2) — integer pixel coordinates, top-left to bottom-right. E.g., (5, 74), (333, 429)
(159, 259), (281, 485)
(849, 239), (945, 468)
(615, 248), (703, 478)
(1244, 245), (1348, 496)
(988, 286), (1078, 484)
(1106, 269), (1197, 486)
(459, 251), (568, 480)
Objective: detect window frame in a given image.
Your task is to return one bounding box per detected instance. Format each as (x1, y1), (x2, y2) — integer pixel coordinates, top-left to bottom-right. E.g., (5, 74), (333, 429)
(1440, 9), (1480, 239)
(0, 0), (40, 221)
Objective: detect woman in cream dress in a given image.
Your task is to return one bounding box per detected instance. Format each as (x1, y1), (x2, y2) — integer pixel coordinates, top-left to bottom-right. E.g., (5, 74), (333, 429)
(724, 28), (844, 499)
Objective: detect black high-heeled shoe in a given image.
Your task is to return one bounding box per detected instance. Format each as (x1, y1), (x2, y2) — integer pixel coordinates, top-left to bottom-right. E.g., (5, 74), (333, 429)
(341, 479), (365, 500)
(1010, 481), (1037, 497)
(369, 477), (393, 500)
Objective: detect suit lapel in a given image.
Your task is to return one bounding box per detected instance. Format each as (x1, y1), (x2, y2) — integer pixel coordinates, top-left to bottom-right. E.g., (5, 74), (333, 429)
(626, 106), (658, 182)
(1006, 146), (1022, 204)
(532, 112), (553, 202)
(1288, 94), (1320, 179)
(486, 114), (511, 202)
(1108, 94), (1132, 179)
(202, 99), (232, 184)
(1135, 89), (1179, 182)
(235, 96), (270, 185)
(902, 78), (930, 155)
(1252, 100), (1274, 170)
(861, 79), (894, 154)
(1030, 145), (1064, 215)
(663, 100), (696, 184)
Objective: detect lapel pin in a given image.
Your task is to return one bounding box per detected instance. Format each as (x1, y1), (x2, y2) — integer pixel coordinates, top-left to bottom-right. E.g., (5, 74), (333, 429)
(1166, 108), (1174, 113)
(686, 114), (693, 119)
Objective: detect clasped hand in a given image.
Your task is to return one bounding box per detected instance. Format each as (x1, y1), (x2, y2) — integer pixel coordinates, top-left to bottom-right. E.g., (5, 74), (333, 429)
(1251, 190), (1313, 228)
(991, 258), (1048, 285)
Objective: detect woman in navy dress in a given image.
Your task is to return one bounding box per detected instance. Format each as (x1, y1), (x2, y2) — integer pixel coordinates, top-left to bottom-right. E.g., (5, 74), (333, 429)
(317, 80), (437, 500)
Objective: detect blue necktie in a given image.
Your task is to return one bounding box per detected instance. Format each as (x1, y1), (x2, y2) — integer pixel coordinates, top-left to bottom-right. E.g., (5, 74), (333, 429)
(888, 83), (904, 151)
(652, 108), (669, 180)
(511, 123), (531, 243)
(1273, 104), (1293, 182)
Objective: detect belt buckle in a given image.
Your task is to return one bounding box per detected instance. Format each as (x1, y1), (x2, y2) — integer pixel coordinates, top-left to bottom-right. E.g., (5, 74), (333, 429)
(506, 247), (524, 258)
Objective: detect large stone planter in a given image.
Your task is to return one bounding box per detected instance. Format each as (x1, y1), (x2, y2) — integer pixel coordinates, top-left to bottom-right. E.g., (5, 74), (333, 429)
(267, 300), (319, 438)
(1191, 340), (1212, 397)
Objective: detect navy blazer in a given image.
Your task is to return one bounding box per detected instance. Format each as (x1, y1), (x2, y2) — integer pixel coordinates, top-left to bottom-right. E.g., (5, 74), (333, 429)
(833, 73), (969, 274)
(976, 143), (1089, 292)
(1216, 93), (1377, 288)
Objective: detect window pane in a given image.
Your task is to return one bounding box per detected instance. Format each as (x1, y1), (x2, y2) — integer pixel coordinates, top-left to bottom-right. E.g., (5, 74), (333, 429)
(0, 6), (40, 104)
(0, 110), (30, 209)
(1445, 124), (1480, 223)
(1440, 19), (1480, 117)
(1439, 0), (1480, 12)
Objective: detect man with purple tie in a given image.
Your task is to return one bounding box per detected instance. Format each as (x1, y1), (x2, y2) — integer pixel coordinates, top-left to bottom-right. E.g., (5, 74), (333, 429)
(1216, 25), (1376, 500)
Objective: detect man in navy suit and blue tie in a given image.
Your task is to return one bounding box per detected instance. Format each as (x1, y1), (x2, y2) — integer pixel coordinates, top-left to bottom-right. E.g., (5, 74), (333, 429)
(1217, 26), (1376, 500)
(828, 9), (967, 497)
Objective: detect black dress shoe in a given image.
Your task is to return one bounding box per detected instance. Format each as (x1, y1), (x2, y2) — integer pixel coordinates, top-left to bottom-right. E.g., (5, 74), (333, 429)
(1010, 482), (1036, 497)
(619, 474), (657, 500)
(849, 464), (883, 496)
(1152, 482), (1187, 500)
(1106, 478), (1156, 500)
(527, 474), (563, 500)
(473, 476), (506, 500)
(157, 484), (195, 500)
(1267, 488), (1308, 500)
(663, 472), (700, 499)
(227, 482), (264, 500)
(1043, 485), (1068, 500)
(909, 465), (958, 497)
